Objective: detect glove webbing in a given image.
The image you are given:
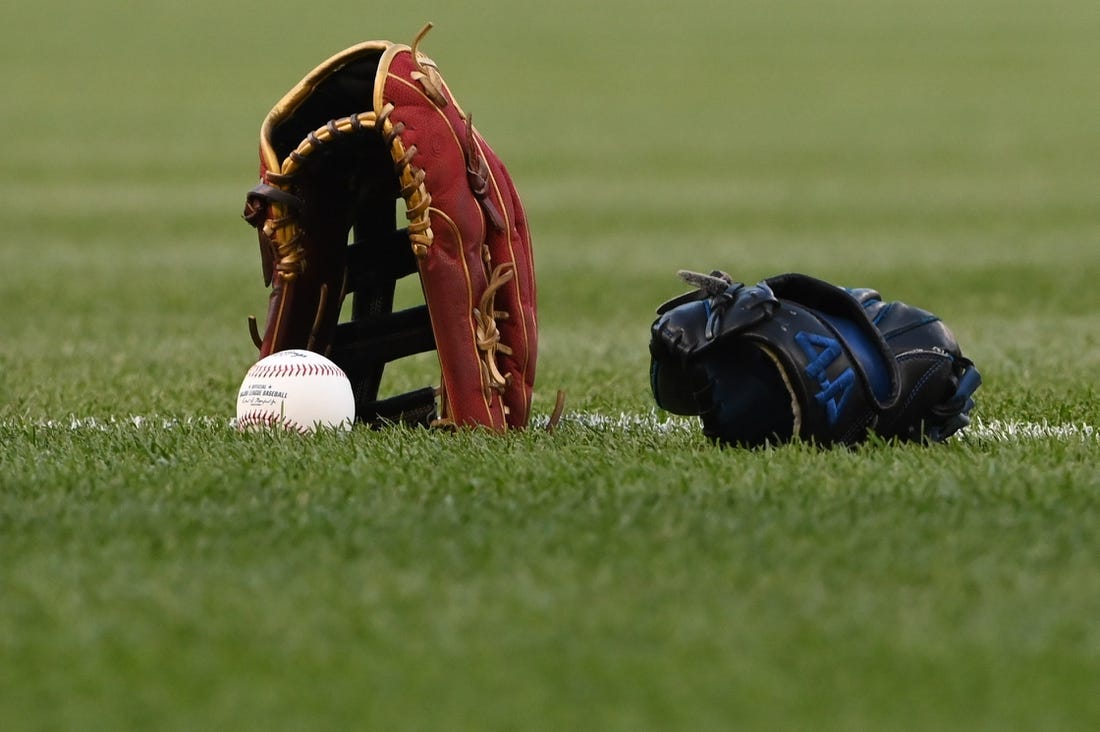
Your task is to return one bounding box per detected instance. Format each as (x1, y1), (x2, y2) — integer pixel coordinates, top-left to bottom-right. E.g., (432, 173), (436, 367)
(245, 109), (439, 426)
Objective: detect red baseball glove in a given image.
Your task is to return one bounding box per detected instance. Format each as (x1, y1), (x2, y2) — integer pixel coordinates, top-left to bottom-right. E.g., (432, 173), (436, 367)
(242, 24), (537, 430)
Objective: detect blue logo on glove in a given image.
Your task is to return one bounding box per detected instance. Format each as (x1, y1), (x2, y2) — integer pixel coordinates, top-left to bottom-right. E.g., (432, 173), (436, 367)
(795, 332), (855, 425)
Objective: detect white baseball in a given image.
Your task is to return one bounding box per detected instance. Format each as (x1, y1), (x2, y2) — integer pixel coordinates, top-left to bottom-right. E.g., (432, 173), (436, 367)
(235, 349), (355, 433)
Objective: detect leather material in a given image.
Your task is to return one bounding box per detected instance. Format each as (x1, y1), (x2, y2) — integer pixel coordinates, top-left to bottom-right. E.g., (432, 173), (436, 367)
(243, 27), (536, 430)
(650, 271), (981, 447)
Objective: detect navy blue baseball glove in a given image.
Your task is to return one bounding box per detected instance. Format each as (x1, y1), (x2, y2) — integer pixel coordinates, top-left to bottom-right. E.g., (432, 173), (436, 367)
(649, 270), (981, 447)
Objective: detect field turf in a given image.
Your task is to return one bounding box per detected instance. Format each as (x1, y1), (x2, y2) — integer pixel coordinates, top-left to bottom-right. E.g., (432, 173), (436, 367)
(2, 1), (1099, 729)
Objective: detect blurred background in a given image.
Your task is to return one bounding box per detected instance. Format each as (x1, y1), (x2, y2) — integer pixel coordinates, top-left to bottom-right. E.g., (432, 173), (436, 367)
(3, 4), (1100, 730)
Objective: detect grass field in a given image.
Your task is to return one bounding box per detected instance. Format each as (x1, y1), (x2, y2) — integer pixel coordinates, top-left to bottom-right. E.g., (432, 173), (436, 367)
(2, 0), (1099, 729)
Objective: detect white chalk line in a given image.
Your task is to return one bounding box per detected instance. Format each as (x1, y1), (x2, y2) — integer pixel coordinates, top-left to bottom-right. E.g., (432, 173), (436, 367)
(565, 413), (1098, 443)
(4, 412), (1096, 444)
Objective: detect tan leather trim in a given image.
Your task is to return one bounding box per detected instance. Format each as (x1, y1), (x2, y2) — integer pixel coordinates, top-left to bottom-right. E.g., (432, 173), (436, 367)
(759, 344), (801, 436)
(259, 41), (393, 173)
(373, 43), (412, 113)
(437, 76), (467, 120)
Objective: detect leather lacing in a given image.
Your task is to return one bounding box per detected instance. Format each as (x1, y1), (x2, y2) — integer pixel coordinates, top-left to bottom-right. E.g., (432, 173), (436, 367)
(474, 262), (516, 397)
(410, 23), (448, 108)
(245, 112), (382, 282)
(427, 262), (514, 431)
(378, 103), (434, 256)
(252, 101), (436, 263)
(262, 207), (306, 280)
(469, 262), (568, 433)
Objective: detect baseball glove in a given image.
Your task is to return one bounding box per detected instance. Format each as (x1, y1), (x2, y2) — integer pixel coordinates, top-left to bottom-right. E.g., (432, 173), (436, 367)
(242, 24), (536, 430)
(649, 270), (981, 447)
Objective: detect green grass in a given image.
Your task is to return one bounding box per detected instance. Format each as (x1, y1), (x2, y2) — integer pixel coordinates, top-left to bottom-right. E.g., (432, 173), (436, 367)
(2, 0), (1099, 729)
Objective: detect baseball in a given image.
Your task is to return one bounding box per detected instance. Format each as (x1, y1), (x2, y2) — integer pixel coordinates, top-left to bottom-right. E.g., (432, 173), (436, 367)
(235, 349), (355, 433)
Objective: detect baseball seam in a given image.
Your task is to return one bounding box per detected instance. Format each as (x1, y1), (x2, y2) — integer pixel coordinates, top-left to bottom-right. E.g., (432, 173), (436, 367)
(235, 409), (315, 434)
(246, 363), (346, 379)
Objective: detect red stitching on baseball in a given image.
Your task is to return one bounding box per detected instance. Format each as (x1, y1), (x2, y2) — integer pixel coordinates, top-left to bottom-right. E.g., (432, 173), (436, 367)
(245, 361), (346, 379)
(236, 410), (312, 433)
